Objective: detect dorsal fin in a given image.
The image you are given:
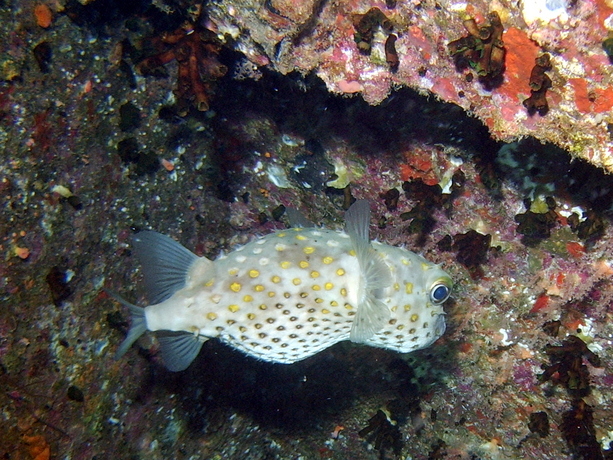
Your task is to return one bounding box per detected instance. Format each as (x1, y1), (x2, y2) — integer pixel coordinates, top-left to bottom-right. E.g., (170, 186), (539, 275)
(286, 207), (316, 228)
(344, 200), (370, 241)
(344, 200), (393, 342)
(132, 231), (198, 304)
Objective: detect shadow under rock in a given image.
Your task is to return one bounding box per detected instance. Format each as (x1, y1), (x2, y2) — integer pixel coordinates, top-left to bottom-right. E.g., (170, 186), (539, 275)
(129, 335), (456, 437)
(152, 340), (362, 433)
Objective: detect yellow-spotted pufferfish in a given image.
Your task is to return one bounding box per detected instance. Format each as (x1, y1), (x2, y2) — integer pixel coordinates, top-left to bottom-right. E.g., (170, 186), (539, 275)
(112, 200), (452, 371)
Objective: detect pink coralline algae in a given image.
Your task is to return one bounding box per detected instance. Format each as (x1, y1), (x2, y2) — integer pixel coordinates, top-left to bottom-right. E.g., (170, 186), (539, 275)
(208, 0), (613, 173)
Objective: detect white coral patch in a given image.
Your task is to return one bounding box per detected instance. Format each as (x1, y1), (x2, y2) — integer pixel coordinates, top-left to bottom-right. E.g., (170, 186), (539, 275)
(521, 0), (569, 26)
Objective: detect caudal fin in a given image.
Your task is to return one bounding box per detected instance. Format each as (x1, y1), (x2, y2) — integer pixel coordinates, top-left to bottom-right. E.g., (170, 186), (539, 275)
(106, 290), (148, 359)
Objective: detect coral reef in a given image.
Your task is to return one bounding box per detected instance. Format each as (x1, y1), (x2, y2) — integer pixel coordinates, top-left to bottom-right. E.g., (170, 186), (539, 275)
(448, 12), (505, 82)
(207, 0), (613, 173)
(137, 12), (228, 115)
(1, 1), (613, 460)
(523, 53), (553, 116)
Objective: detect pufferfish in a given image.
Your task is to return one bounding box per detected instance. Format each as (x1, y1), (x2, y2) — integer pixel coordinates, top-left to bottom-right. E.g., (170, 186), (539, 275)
(111, 200), (452, 371)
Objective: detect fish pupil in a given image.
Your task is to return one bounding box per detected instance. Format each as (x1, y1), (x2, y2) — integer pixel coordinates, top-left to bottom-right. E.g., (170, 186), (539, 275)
(431, 284), (450, 303)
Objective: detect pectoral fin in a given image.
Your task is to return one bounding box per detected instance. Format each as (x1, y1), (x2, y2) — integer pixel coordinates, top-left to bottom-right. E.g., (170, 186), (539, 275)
(345, 201), (392, 342)
(350, 296), (390, 343)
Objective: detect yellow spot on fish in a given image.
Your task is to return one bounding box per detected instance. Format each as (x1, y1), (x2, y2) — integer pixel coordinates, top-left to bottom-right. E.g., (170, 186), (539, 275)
(324, 282), (334, 290)
(336, 268), (345, 276)
(259, 304), (267, 310)
(254, 284), (265, 292)
(296, 235), (307, 241)
(277, 232), (286, 237)
(322, 308), (330, 314)
(344, 303), (353, 310)
(310, 271), (320, 278)
(274, 243), (286, 251)
(303, 246), (315, 254)
(271, 275), (281, 283)
(348, 249), (356, 257)
(247, 313), (256, 320)
(239, 326), (247, 332)
(402, 258), (410, 265)
(207, 312), (218, 321)
(228, 268), (238, 276)
(243, 295), (253, 302)
(268, 292), (275, 298)
(397, 324), (404, 330)
(405, 282), (413, 294)
(228, 304), (240, 312)
(249, 269), (260, 278)
(299, 260), (309, 269)
(205, 279), (214, 287)
(230, 282), (241, 292)
(404, 304), (412, 312)
(340, 288), (347, 296)
(410, 314), (419, 322)
(293, 278), (302, 286)
(312, 284), (321, 291)
(211, 294), (221, 304)
(393, 283), (400, 291)
(280, 261), (291, 269)
(330, 300), (338, 307)
(323, 256), (334, 264)
(315, 298), (324, 304)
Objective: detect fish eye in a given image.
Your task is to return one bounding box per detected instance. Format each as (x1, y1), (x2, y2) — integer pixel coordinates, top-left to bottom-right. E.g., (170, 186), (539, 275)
(430, 282), (451, 304)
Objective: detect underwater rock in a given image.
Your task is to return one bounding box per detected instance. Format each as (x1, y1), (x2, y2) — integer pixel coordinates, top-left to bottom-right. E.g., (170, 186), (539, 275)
(528, 411), (550, 438)
(207, 1), (613, 173)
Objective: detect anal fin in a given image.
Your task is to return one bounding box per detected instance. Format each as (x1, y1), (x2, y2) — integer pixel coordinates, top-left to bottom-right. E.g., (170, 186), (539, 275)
(156, 332), (206, 372)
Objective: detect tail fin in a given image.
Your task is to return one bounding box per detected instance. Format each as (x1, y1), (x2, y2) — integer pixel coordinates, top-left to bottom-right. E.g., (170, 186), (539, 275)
(106, 290), (148, 359)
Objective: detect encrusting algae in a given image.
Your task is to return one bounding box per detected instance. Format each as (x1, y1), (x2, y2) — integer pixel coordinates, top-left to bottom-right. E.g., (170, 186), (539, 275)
(110, 201), (452, 371)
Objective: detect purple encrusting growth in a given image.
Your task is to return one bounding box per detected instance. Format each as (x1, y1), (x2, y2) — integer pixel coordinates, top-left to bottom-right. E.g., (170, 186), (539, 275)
(1, 1), (612, 459)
